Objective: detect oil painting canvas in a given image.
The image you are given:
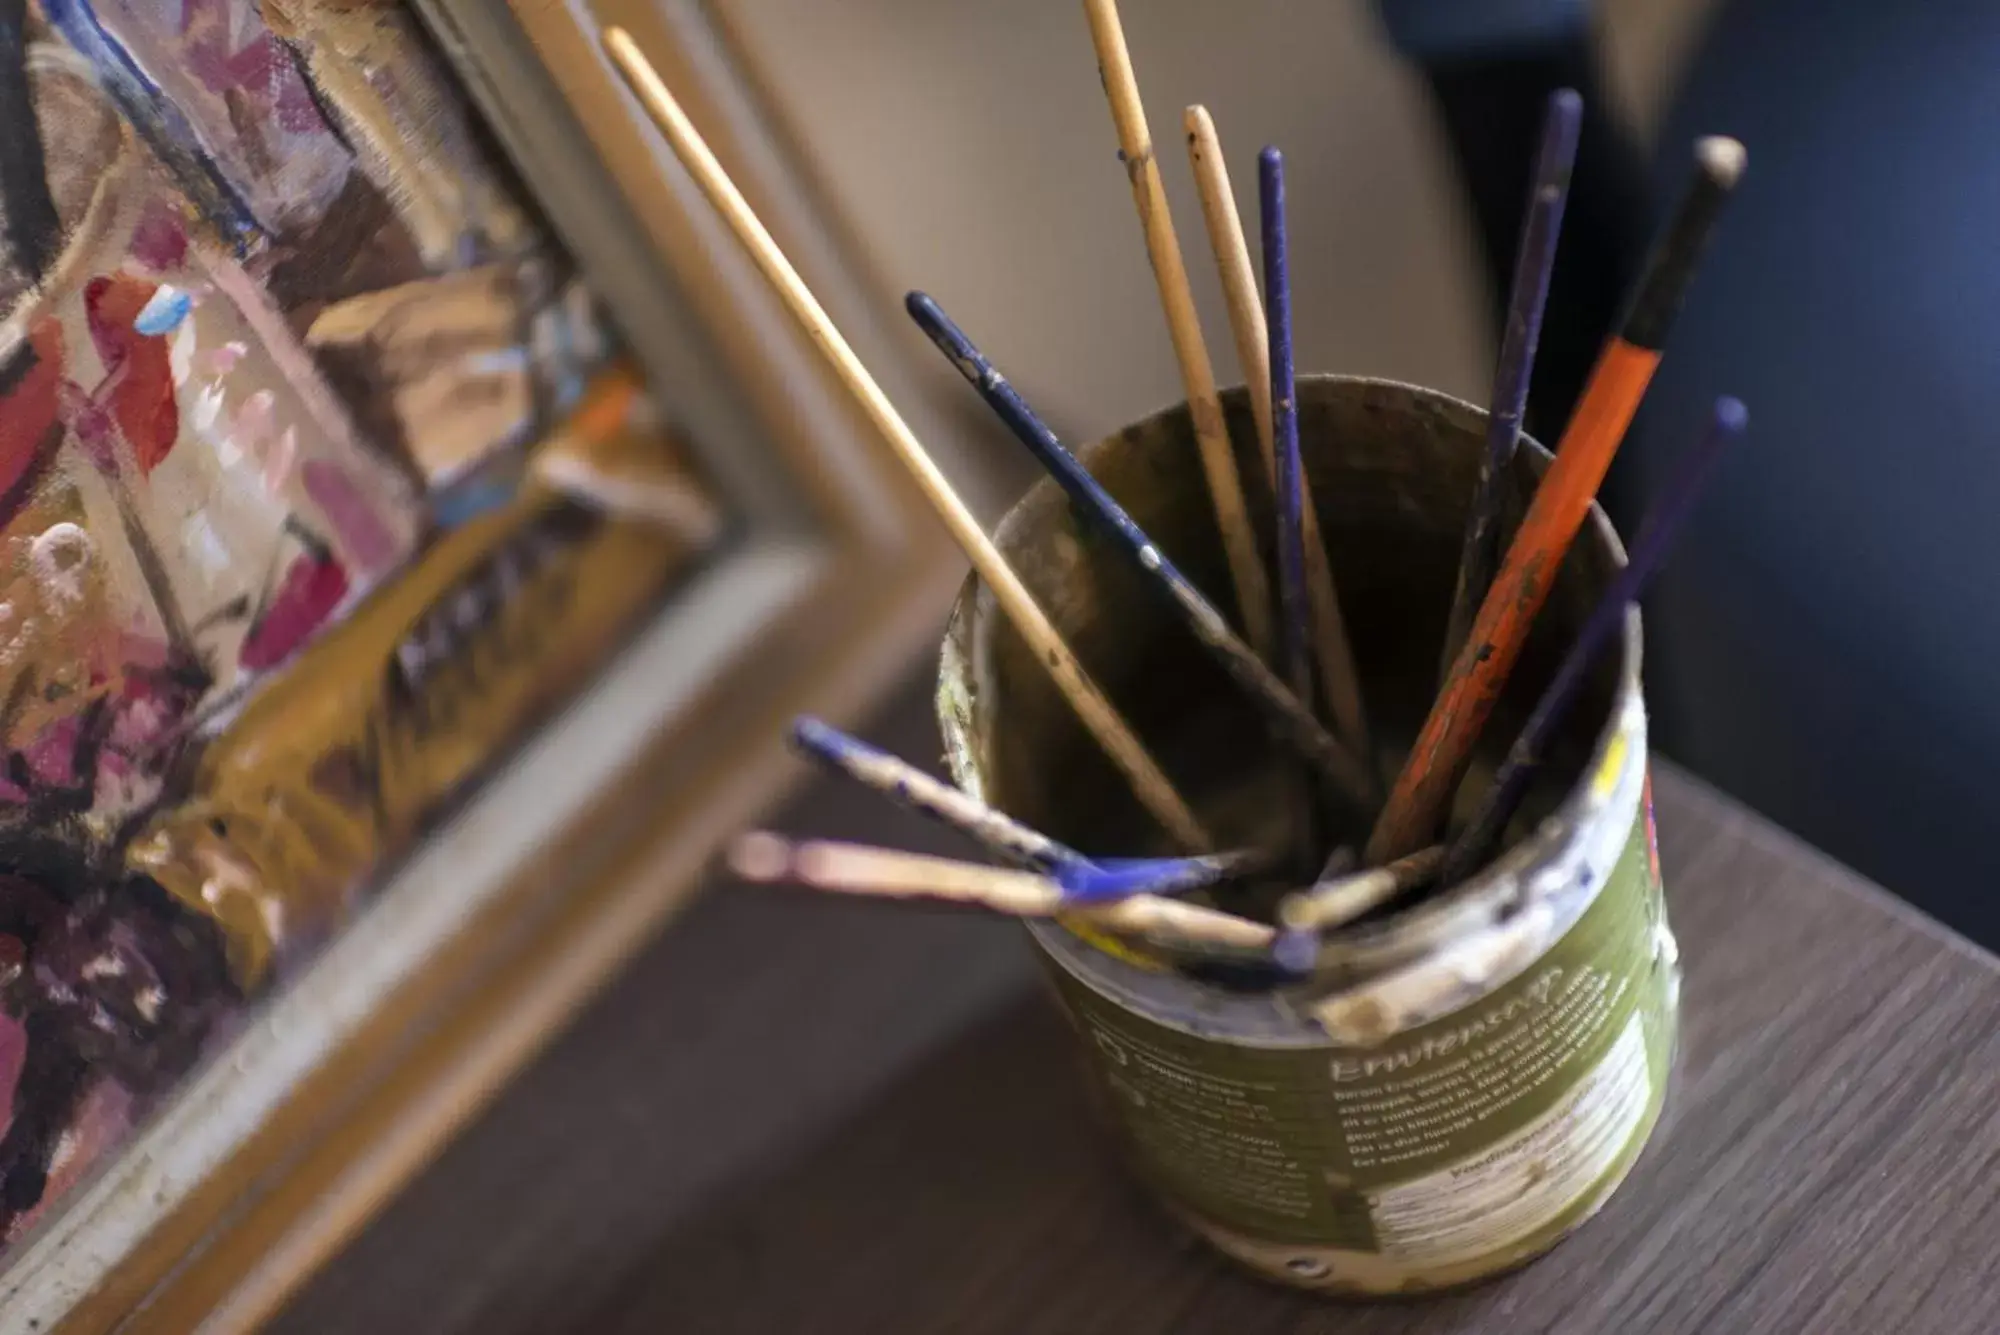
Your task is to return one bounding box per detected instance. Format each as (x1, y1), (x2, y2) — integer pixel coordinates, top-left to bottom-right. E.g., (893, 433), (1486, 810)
(0, 0), (724, 1251)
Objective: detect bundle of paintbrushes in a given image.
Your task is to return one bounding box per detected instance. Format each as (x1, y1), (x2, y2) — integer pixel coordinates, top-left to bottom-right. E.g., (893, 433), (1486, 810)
(605, 11), (1746, 992)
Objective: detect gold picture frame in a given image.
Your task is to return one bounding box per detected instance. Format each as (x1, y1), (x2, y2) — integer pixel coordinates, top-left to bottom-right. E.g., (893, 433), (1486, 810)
(5, 3), (995, 1329)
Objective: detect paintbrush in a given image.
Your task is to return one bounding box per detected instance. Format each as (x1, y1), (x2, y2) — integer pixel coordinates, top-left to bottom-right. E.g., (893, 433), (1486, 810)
(729, 832), (1275, 952)
(788, 716), (1269, 899)
(1272, 845), (1446, 973)
(904, 296), (1375, 813)
(790, 715), (1082, 871)
(605, 29), (1210, 852)
(1367, 135), (1745, 863)
(1258, 144), (1334, 874)
(1185, 105), (1371, 761)
(1081, 0), (1274, 664)
(1438, 396), (1745, 886)
(1063, 851), (1275, 903)
(1259, 147), (1314, 726)
(42, 0), (256, 249)
(1439, 89), (1583, 679)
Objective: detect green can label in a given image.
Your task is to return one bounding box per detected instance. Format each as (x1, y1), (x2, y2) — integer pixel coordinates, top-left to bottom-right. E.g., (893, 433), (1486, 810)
(1049, 807), (1672, 1277)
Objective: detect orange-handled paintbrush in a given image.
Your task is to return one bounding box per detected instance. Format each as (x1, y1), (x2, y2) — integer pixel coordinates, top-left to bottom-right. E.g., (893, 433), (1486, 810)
(1367, 135), (1744, 863)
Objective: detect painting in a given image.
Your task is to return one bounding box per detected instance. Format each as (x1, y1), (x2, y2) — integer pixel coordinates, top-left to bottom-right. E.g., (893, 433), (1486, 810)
(0, 0), (725, 1252)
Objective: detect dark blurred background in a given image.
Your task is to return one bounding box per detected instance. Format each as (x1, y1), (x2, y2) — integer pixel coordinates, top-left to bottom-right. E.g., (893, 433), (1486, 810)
(1384, 0), (2000, 949)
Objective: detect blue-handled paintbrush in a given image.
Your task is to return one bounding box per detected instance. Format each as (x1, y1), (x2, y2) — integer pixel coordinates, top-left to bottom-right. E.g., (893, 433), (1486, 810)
(789, 716), (1267, 902)
(905, 295), (1376, 815)
(1259, 146), (1314, 723)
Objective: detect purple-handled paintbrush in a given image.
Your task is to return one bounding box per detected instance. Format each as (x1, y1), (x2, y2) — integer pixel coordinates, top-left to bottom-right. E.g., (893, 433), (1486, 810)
(1439, 89), (1584, 679)
(1438, 395), (1746, 886)
(1259, 146), (1313, 716)
(1260, 146), (1329, 876)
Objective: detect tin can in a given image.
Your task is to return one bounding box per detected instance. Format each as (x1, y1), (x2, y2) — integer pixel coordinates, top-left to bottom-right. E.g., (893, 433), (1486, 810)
(938, 375), (1678, 1295)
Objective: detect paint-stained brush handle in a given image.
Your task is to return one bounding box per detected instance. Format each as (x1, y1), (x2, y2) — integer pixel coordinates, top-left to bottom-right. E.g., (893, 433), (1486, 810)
(1441, 89), (1583, 677)
(1258, 147), (1314, 715)
(1258, 145), (1335, 870)
(732, 832), (1065, 912)
(604, 28), (1210, 852)
(1272, 845), (1445, 972)
(730, 833), (1273, 950)
(1440, 396), (1746, 885)
(1367, 135), (1744, 864)
(1099, 895), (1275, 951)
(906, 292), (1376, 812)
(1279, 845), (1447, 934)
(1058, 848), (1274, 903)
(1081, 0), (1276, 663)
(1184, 105), (1372, 763)
(790, 715), (1086, 872)
(792, 715), (1270, 900)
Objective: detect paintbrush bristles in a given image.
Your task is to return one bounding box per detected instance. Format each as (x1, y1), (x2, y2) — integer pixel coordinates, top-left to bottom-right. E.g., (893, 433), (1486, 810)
(1082, 0), (1275, 664)
(1184, 105), (1372, 767)
(1440, 89), (1582, 678)
(905, 292), (1375, 811)
(732, 833), (1274, 949)
(604, 29), (1209, 852)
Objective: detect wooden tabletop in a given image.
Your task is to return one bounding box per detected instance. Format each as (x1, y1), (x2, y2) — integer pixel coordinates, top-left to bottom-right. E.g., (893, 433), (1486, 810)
(275, 698), (2000, 1334)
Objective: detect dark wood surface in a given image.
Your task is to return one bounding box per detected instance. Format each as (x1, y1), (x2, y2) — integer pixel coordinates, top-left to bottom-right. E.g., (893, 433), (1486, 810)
(275, 681), (2000, 1334)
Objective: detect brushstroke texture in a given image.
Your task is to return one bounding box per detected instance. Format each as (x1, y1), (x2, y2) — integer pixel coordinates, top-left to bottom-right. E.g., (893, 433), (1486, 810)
(40, 0), (258, 250)
(260, 0), (529, 266)
(94, 0), (350, 231)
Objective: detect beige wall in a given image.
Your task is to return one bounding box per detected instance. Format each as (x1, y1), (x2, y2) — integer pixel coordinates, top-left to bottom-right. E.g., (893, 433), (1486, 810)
(718, 0), (1717, 453)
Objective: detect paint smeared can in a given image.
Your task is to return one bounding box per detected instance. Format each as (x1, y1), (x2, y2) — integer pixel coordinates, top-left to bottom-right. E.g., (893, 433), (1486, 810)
(939, 375), (1677, 1294)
